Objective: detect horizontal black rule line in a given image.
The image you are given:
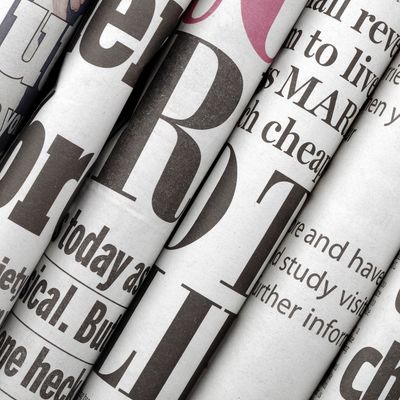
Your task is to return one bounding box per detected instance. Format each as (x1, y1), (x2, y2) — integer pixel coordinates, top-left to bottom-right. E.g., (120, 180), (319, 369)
(11, 311), (94, 366)
(0, 387), (18, 400)
(43, 253), (127, 310)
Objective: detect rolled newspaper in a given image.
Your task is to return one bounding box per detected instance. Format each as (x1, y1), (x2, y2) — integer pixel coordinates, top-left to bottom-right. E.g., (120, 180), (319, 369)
(0, 0), (190, 325)
(0, 0), (94, 156)
(312, 253), (400, 400)
(188, 44), (400, 400)
(0, 1), (308, 399)
(78, 1), (400, 399)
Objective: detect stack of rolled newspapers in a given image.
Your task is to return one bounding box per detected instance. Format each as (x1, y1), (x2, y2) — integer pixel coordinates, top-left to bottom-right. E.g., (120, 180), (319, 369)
(0, 1), (399, 400)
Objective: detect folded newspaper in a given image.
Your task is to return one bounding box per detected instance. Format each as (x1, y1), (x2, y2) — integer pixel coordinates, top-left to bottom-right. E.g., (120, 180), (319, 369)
(189, 45), (400, 400)
(0, 0), (189, 326)
(0, 0), (94, 156)
(312, 252), (400, 399)
(0, 1), (307, 399)
(77, 1), (400, 399)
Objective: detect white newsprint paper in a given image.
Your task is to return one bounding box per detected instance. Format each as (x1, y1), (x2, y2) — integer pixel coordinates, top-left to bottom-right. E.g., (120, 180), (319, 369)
(79, 1), (400, 400)
(0, 1), (308, 399)
(189, 39), (400, 400)
(0, 0), (93, 156)
(313, 253), (400, 400)
(0, 0), (189, 325)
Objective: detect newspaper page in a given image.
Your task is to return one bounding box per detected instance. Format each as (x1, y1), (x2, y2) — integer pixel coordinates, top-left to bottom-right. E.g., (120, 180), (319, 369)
(0, 1), (308, 399)
(188, 46), (400, 400)
(312, 253), (400, 400)
(0, 0), (190, 327)
(0, 0), (94, 156)
(78, 1), (400, 399)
